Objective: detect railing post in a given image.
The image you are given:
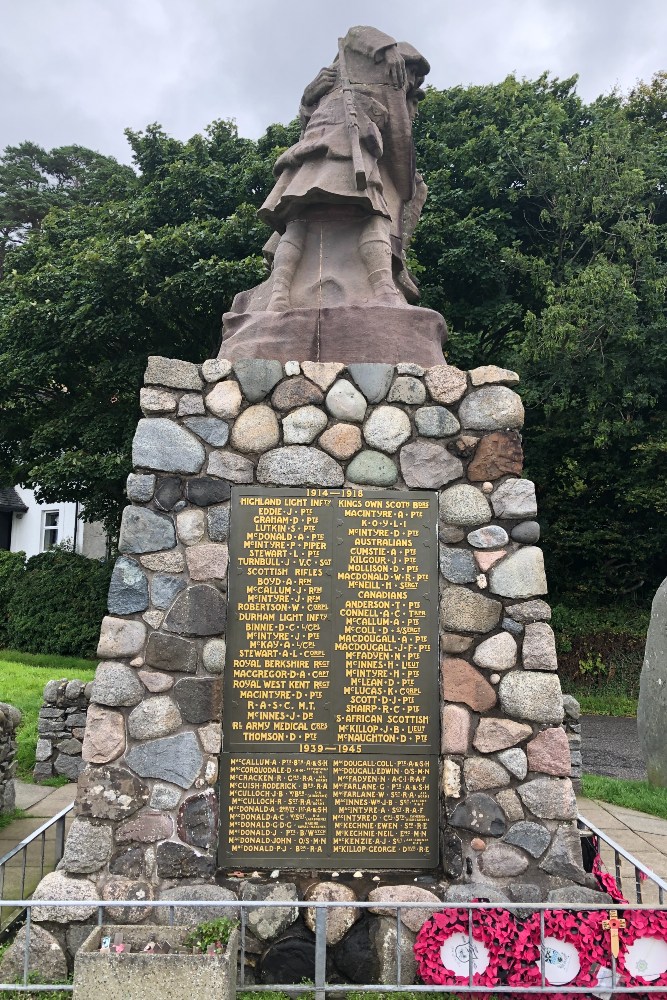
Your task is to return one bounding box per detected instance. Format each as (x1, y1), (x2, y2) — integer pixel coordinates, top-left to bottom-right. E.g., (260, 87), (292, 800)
(467, 907), (473, 988)
(54, 815), (66, 867)
(23, 905), (31, 987)
(240, 905), (247, 987)
(396, 906), (402, 984)
(314, 905), (327, 1000)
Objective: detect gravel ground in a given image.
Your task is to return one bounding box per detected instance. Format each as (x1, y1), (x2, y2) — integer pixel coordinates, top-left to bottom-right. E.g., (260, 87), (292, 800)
(581, 714), (646, 781)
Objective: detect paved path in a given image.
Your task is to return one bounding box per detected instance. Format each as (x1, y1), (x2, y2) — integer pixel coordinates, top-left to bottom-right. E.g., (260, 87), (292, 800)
(581, 715), (646, 781)
(579, 795), (667, 904)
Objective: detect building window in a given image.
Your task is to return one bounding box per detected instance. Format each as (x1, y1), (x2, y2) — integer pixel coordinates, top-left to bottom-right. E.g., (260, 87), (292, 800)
(42, 511), (59, 551)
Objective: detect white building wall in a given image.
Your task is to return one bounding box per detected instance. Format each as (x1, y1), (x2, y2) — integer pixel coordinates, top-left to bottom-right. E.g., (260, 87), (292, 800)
(10, 488), (107, 560)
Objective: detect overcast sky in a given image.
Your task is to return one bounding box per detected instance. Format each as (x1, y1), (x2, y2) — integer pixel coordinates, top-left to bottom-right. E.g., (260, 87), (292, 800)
(2, 0), (665, 165)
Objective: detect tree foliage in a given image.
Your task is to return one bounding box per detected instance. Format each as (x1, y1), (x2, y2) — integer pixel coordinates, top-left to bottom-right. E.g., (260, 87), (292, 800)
(0, 80), (664, 601)
(0, 141), (135, 279)
(413, 73), (666, 597)
(0, 121), (284, 527)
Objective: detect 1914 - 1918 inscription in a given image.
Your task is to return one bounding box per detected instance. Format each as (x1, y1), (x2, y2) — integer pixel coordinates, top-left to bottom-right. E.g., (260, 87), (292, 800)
(220, 487), (439, 868)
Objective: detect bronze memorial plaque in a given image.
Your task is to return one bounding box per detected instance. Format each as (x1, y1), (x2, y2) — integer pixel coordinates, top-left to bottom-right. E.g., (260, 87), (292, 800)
(220, 487), (439, 867)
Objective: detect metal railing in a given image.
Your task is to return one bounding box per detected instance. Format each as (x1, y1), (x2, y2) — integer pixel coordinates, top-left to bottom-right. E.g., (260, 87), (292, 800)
(0, 803), (73, 936)
(0, 811), (665, 995)
(578, 813), (667, 905)
(3, 896), (667, 996)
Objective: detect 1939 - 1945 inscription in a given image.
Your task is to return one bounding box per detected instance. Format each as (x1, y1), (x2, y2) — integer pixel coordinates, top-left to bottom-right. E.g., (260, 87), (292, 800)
(220, 487), (439, 868)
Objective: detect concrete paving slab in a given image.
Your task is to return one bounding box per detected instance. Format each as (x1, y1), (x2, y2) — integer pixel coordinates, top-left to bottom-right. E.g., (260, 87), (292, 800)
(13, 781), (53, 810)
(0, 819), (52, 843)
(24, 784), (76, 817)
(597, 831), (658, 853)
(638, 833), (667, 851)
(607, 814), (667, 836)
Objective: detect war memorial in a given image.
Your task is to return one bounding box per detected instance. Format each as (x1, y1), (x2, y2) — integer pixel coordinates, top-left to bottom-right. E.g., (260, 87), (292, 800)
(24, 24), (616, 987)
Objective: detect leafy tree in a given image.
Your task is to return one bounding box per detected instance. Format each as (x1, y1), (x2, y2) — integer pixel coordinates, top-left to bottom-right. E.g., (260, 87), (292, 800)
(0, 121), (282, 529)
(412, 77), (666, 598)
(0, 87), (664, 601)
(0, 141), (134, 279)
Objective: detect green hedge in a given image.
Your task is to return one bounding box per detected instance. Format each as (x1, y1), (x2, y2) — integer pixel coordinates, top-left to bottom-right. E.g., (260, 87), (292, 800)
(551, 601), (649, 696)
(0, 550), (26, 647)
(3, 549), (112, 658)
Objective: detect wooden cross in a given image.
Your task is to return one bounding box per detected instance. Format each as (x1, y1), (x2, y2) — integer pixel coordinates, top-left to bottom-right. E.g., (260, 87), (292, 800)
(602, 909), (627, 958)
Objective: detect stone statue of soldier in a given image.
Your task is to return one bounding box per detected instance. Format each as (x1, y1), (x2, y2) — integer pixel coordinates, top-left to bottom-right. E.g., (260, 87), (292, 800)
(220, 26), (447, 365)
(260, 26), (430, 310)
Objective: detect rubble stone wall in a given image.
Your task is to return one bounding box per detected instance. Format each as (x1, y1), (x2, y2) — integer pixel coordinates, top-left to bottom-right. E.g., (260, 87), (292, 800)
(0, 701), (21, 812)
(34, 680), (91, 783)
(32, 353), (603, 953)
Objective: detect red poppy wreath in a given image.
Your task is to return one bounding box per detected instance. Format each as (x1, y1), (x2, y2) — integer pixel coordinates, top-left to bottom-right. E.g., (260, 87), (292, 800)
(615, 908), (667, 997)
(506, 908), (613, 998)
(414, 906), (517, 990)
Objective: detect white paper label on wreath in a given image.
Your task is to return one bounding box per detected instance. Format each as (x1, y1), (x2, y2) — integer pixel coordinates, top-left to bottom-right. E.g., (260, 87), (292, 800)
(625, 937), (667, 982)
(591, 964), (614, 1000)
(537, 937), (581, 985)
(440, 933), (490, 977)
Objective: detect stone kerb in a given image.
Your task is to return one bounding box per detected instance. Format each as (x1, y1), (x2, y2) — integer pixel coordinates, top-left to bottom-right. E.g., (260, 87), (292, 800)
(32, 354), (596, 936)
(34, 679), (91, 783)
(0, 701), (21, 813)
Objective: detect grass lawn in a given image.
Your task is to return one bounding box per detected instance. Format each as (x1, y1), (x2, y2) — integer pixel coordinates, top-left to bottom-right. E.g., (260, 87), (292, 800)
(567, 690), (637, 717)
(0, 652), (96, 781)
(0, 808), (26, 831)
(582, 774), (667, 820)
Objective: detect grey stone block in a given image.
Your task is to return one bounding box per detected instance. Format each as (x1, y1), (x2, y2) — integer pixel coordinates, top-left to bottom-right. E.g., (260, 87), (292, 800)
(107, 557), (149, 615)
(163, 584), (227, 637)
(257, 446), (344, 487)
(126, 732), (203, 788)
(91, 663), (144, 707)
(118, 506), (176, 554)
(132, 418), (205, 474)
(61, 818), (112, 873)
(126, 473), (155, 503)
(145, 356), (203, 390)
(347, 363), (394, 402)
(151, 573), (186, 610)
(207, 504), (230, 541)
(233, 358), (283, 401)
(504, 820), (551, 858)
(183, 416), (230, 446)
(439, 546), (477, 584)
(145, 632), (198, 673)
(415, 405), (460, 437)
(347, 450), (398, 486)
(458, 386), (524, 430)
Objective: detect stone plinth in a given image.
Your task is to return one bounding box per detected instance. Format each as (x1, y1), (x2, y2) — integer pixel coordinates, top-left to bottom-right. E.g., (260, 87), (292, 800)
(73, 925), (238, 1000)
(220, 305), (447, 367)
(31, 352), (600, 969)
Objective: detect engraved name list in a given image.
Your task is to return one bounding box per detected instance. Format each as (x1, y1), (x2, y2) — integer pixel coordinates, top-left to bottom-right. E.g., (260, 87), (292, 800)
(220, 488), (439, 867)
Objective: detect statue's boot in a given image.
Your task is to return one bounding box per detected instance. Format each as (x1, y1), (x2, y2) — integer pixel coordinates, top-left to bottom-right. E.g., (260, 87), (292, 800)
(368, 270), (402, 305)
(359, 216), (403, 306)
(266, 222), (307, 312)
